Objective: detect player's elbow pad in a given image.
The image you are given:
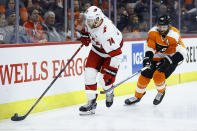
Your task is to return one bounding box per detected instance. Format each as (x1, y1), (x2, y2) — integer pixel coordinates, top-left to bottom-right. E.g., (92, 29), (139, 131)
(145, 51), (154, 59)
(171, 52), (184, 64)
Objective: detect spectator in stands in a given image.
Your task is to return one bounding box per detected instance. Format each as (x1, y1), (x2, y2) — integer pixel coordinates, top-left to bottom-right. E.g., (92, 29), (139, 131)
(48, 0), (64, 26)
(20, 0), (34, 9)
(0, 0), (16, 16)
(56, 22), (67, 41)
(23, 7), (47, 43)
(0, 12), (6, 27)
(93, 0), (109, 15)
(32, 0), (45, 23)
(181, 0), (196, 11)
(38, 0), (51, 14)
(125, 15), (141, 38)
(0, 12), (7, 44)
(83, 2), (92, 12)
(6, 0), (15, 11)
(3, 9), (33, 44)
(68, 0), (81, 20)
(117, 3), (137, 31)
(67, 0), (83, 40)
(0, 1), (5, 14)
(19, 0), (34, 25)
(42, 11), (62, 42)
(67, 12), (83, 41)
(134, 0), (149, 27)
(153, 4), (177, 27)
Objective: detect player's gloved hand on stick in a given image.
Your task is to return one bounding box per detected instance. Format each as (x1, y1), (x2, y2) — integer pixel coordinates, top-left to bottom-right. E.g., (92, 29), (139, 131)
(143, 51), (154, 68)
(103, 66), (118, 86)
(80, 29), (91, 46)
(143, 57), (152, 68)
(157, 55), (172, 72)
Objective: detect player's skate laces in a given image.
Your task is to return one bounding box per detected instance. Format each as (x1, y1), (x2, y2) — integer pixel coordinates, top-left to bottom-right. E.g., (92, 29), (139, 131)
(79, 99), (97, 115)
(153, 91), (165, 105)
(125, 96), (141, 105)
(106, 91), (114, 107)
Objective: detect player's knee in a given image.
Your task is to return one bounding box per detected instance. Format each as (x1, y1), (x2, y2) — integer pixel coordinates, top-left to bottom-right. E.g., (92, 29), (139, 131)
(153, 70), (165, 85)
(84, 67), (98, 85)
(138, 75), (151, 87)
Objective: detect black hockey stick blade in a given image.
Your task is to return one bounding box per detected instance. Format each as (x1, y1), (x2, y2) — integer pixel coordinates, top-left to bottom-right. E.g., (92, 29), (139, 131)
(11, 113), (26, 121)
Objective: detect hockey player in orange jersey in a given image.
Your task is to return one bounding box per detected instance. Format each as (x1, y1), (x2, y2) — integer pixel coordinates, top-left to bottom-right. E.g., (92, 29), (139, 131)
(125, 15), (187, 105)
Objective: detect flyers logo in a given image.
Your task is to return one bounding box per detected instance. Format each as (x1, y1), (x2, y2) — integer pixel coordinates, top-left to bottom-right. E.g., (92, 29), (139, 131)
(161, 47), (167, 52)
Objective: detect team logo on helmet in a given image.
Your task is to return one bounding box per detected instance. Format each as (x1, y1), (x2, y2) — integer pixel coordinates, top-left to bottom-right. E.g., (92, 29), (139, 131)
(158, 15), (171, 25)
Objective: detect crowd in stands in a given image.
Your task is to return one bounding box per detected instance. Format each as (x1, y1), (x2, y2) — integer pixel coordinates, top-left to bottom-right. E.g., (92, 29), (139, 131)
(0, 0), (197, 44)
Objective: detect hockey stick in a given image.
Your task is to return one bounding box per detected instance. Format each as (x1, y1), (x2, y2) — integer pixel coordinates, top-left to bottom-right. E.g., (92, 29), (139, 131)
(85, 66), (149, 94)
(11, 44), (84, 121)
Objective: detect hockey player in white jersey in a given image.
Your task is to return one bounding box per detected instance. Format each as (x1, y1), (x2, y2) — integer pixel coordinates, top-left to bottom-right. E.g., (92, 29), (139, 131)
(79, 6), (123, 115)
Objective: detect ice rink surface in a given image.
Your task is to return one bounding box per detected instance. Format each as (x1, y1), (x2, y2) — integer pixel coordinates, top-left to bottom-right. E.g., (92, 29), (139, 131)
(0, 81), (197, 131)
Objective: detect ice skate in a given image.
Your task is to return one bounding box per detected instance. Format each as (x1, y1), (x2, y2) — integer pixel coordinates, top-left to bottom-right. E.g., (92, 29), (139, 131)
(153, 91), (165, 105)
(125, 92), (146, 105)
(106, 91), (114, 107)
(125, 96), (141, 105)
(79, 99), (97, 115)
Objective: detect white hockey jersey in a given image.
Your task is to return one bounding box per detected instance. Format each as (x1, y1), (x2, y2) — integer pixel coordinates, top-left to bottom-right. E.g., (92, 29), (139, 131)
(85, 16), (123, 58)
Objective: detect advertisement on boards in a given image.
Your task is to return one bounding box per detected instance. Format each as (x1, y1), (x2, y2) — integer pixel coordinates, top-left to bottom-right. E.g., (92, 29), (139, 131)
(131, 43), (144, 74)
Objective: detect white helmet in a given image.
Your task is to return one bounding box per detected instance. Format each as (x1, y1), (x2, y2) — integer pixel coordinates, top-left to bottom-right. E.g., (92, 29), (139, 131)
(84, 6), (104, 28)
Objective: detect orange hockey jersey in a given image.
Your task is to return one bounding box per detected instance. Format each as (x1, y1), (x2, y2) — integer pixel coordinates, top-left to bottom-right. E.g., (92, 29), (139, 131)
(146, 26), (186, 61)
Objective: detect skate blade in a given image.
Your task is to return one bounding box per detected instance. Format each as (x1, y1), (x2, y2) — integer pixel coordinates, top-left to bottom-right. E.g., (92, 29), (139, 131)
(79, 110), (95, 116)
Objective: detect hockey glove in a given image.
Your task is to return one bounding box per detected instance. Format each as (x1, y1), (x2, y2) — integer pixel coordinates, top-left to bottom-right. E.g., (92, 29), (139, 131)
(158, 52), (184, 72)
(157, 55), (172, 72)
(143, 57), (152, 67)
(103, 66), (118, 86)
(80, 29), (91, 46)
(143, 51), (154, 68)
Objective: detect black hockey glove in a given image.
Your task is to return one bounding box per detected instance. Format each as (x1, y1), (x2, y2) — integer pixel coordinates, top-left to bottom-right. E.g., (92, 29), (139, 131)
(143, 51), (154, 68)
(157, 56), (172, 72)
(143, 57), (152, 67)
(157, 52), (184, 72)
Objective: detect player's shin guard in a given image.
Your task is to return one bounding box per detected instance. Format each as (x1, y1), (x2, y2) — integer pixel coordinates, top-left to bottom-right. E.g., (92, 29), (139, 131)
(100, 74), (115, 108)
(153, 70), (166, 105)
(125, 75), (150, 105)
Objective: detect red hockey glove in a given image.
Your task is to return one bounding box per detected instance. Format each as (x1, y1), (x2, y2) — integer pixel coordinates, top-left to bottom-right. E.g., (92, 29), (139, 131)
(80, 29), (91, 46)
(81, 37), (91, 46)
(103, 66), (118, 86)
